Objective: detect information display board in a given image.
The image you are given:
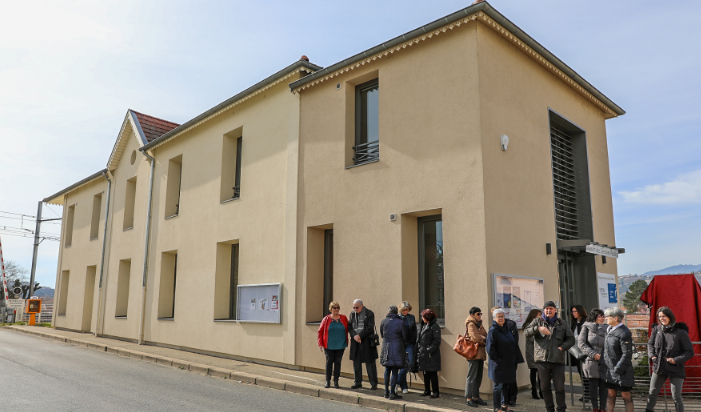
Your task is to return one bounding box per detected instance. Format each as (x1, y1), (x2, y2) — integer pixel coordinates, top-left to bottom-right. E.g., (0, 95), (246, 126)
(236, 283), (281, 323)
(597, 273), (618, 310)
(492, 274), (544, 328)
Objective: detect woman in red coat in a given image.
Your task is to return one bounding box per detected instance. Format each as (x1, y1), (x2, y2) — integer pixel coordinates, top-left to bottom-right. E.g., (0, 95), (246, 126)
(318, 301), (349, 388)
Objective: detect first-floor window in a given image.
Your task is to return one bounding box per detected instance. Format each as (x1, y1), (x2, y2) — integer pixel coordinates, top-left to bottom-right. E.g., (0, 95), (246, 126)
(418, 215), (444, 324)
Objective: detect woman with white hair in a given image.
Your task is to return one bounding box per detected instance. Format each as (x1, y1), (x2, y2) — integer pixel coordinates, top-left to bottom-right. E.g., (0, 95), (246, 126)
(487, 308), (524, 411)
(602, 307), (634, 412)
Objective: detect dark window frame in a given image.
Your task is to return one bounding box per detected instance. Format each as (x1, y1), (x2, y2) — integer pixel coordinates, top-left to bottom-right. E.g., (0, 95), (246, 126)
(229, 244), (239, 319)
(322, 229), (333, 317)
(418, 214), (444, 325)
(353, 79), (380, 165)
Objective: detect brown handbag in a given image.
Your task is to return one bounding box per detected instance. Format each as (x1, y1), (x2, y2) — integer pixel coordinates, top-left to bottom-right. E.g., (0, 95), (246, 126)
(453, 326), (480, 360)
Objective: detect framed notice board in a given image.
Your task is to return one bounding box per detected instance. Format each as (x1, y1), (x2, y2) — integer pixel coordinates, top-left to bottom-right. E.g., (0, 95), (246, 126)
(492, 274), (544, 328)
(236, 283), (281, 323)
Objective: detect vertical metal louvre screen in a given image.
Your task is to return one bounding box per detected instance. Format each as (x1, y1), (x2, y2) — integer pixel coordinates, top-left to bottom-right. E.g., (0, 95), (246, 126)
(551, 127), (579, 240)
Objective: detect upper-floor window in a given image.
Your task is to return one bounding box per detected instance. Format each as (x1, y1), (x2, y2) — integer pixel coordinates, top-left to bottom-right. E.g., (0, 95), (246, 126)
(90, 193), (102, 240)
(64, 204), (75, 247)
(220, 130), (242, 202)
(123, 177), (137, 230)
(354, 79), (379, 165)
(165, 155), (183, 218)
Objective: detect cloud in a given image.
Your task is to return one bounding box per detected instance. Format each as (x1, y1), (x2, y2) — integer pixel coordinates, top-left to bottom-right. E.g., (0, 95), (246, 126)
(619, 170), (701, 204)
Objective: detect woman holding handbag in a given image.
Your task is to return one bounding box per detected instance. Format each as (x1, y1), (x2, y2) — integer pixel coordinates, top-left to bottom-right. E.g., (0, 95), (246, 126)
(523, 309), (543, 400)
(465, 307), (488, 408)
(577, 308), (607, 412)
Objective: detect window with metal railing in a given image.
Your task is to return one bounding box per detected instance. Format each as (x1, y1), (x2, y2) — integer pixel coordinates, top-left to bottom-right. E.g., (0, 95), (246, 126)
(353, 79), (379, 165)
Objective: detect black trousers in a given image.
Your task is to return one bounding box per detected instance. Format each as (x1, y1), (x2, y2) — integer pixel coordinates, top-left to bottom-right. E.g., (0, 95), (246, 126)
(588, 378), (608, 410)
(537, 362), (566, 412)
(509, 365), (518, 403)
(530, 368), (540, 392)
(353, 358), (378, 387)
(423, 371), (439, 394)
(324, 348), (345, 382)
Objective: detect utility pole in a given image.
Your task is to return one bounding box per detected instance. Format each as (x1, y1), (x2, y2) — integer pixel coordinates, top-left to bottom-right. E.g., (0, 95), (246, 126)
(28, 201), (42, 299)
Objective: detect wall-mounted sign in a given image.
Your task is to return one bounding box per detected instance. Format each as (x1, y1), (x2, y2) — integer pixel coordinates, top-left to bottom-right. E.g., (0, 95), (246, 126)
(6, 299), (25, 310)
(585, 244), (619, 258)
(492, 274), (544, 328)
(237, 283), (281, 324)
(597, 273), (618, 310)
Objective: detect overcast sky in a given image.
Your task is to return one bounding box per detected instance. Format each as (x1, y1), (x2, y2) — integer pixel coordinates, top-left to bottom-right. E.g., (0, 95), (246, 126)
(1, 1), (699, 289)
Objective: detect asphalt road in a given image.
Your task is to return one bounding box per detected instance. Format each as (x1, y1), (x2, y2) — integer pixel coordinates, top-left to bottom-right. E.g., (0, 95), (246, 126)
(0, 330), (376, 411)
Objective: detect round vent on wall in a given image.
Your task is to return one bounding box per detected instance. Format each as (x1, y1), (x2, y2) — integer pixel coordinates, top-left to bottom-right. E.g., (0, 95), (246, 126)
(130, 150), (137, 164)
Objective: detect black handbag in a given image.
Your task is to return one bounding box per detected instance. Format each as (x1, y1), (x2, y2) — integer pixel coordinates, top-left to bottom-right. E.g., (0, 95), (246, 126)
(370, 325), (380, 347)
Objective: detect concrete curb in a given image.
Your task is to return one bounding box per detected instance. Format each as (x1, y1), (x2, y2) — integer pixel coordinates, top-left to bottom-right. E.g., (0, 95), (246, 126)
(3, 326), (463, 412)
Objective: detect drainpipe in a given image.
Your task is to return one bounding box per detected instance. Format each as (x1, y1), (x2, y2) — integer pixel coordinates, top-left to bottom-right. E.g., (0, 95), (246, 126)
(94, 170), (112, 336)
(137, 150), (156, 345)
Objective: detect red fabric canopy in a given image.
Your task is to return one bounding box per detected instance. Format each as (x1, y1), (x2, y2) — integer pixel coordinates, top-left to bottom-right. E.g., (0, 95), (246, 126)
(640, 274), (701, 380)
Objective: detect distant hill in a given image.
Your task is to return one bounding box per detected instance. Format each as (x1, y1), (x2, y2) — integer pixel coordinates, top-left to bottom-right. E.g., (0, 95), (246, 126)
(33, 288), (54, 297)
(640, 264), (701, 277)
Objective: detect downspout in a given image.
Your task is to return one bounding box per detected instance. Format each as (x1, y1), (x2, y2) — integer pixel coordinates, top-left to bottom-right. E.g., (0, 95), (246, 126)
(94, 170), (112, 336)
(137, 150), (156, 345)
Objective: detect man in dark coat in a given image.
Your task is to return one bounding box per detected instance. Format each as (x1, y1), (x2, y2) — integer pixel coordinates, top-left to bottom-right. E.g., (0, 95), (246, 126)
(348, 299), (379, 389)
(524, 301), (575, 412)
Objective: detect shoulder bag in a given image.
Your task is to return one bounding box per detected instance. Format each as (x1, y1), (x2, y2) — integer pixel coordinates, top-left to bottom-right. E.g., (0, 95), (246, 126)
(568, 327), (587, 361)
(370, 325), (380, 347)
(454, 326), (479, 360)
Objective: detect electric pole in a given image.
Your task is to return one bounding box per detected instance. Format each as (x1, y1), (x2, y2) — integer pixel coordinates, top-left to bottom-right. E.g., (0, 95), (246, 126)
(28, 201), (42, 299)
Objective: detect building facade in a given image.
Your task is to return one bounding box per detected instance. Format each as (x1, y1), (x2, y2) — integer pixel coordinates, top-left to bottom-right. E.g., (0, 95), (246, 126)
(45, 2), (624, 393)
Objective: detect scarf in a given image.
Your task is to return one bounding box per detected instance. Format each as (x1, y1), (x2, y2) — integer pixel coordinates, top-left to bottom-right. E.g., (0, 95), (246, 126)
(542, 312), (558, 325)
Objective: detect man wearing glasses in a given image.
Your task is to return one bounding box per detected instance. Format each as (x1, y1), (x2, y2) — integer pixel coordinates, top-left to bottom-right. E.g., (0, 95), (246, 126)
(348, 299), (379, 389)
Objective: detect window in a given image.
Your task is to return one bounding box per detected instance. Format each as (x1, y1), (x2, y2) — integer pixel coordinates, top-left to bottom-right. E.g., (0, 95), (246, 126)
(220, 129), (243, 202)
(58, 270), (69, 315)
(115, 259), (131, 317)
(322, 230), (333, 318)
(353, 79), (379, 165)
(65, 205), (75, 247)
(90, 193), (102, 240)
(123, 177), (137, 230)
(305, 225), (333, 322)
(418, 215), (444, 324)
(549, 112), (592, 241)
(82, 266), (97, 331)
(165, 155), (183, 218)
(214, 242), (239, 320)
(158, 251), (178, 319)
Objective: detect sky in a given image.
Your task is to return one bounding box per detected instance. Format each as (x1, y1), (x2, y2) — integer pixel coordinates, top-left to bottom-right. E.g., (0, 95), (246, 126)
(1, 1), (700, 289)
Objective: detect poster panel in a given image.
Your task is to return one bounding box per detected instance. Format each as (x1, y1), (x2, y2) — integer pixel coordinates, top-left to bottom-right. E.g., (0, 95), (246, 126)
(237, 283), (281, 323)
(492, 274), (544, 328)
(597, 273), (618, 310)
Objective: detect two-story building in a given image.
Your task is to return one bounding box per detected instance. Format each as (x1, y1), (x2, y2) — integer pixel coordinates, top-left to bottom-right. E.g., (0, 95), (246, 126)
(44, 1), (624, 393)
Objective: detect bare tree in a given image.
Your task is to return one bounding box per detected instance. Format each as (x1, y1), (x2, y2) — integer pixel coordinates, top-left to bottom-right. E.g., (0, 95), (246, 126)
(1, 260), (29, 299)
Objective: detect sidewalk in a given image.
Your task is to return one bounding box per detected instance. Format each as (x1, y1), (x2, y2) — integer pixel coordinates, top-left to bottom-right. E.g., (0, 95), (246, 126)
(4, 325), (583, 412)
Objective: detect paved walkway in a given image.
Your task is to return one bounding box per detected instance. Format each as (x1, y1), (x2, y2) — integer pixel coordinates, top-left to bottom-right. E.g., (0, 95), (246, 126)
(5, 325), (587, 412)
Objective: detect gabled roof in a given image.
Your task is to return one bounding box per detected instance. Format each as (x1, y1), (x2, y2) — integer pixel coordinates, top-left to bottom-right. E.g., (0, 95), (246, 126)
(289, 1), (624, 118)
(131, 111), (180, 144)
(107, 109), (180, 170)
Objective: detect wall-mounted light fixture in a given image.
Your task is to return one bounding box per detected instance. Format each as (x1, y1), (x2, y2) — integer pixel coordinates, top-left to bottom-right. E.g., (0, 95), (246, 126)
(389, 213), (397, 222)
(501, 135), (509, 151)
(546, 243), (552, 255)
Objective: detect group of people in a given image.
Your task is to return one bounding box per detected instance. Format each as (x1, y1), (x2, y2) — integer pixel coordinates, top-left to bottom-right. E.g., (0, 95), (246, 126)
(317, 299), (694, 412)
(317, 299), (440, 399)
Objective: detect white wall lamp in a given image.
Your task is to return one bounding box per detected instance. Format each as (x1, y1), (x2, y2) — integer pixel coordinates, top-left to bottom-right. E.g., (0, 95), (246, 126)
(500, 134), (509, 151)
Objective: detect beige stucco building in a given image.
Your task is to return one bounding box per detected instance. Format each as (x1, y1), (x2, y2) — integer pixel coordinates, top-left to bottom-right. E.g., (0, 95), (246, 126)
(45, 2), (624, 394)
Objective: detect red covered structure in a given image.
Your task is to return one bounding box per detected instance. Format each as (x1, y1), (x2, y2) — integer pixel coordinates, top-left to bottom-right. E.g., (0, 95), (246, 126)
(640, 274), (701, 381)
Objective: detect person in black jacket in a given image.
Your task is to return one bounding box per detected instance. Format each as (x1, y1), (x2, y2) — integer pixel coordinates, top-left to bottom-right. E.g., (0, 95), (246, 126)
(487, 308), (524, 412)
(416, 308), (441, 398)
(397, 301), (417, 394)
(348, 299), (379, 389)
(646, 307), (694, 412)
(603, 307), (634, 412)
(491, 306), (520, 407)
(570, 305), (588, 403)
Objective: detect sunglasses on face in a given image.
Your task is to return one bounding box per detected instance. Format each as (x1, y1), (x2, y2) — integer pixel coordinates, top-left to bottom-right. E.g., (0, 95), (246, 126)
(331, 306), (340, 309)
(475, 313), (482, 316)
(352, 306), (360, 309)
(597, 315), (605, 318)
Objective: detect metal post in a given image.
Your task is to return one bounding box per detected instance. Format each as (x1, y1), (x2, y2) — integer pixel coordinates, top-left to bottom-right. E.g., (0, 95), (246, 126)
(28, 201), (43, 300)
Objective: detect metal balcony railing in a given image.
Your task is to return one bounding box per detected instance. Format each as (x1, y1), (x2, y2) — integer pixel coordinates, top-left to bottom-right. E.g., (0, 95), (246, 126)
(353, 140), (379, 165)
